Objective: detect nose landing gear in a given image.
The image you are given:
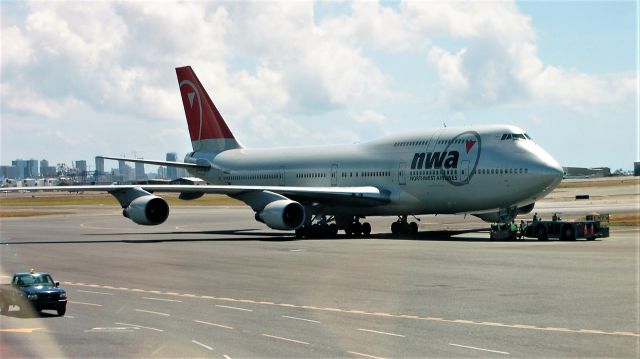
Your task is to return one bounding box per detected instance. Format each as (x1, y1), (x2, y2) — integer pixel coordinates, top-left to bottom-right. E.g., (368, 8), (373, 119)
(390, 215), (418, 235)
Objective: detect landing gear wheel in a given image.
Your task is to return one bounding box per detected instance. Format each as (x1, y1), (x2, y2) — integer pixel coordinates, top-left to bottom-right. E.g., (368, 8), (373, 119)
(352, 222), (362, 237)
(361, 222), (371, 236)
(329, 224), (338, 237)
(295, 227), (306, 239)
(409, 222), (418, 235)
(391, 222), (399, 234)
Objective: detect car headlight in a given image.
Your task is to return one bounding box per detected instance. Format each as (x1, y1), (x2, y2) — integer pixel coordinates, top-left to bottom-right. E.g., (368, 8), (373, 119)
(59, 293), (67, 299)
(27, 294), (38, 300)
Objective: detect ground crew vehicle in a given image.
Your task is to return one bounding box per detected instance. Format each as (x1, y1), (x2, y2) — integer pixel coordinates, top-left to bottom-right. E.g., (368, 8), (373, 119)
(0, 270), (67, 316)
(490, 223), (517, 240)
(523, 213), (609, 241)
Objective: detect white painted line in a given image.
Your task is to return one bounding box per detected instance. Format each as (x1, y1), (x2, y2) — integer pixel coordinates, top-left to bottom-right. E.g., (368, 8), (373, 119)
(347, 351), (387, 359)
(78, 290), (114, 296)
(135, 309), (170, 317)
(115, 322), (164, 332)
(282, 315), (320, 323)
(449, 343), (510, 355)
(223, 355), (232, 359)
(193, 319), (233, 330)
(191, 340), (213, 351)
(216, 304), (253, 312)
(68, 301), (102, 307)
(357, 328), (405, 337)
(143, 297), (183, 303)
(262, 333), (309, 345)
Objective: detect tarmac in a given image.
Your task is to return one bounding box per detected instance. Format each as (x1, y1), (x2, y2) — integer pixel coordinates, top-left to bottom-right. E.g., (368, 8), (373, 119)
(0, 179), (638, 358)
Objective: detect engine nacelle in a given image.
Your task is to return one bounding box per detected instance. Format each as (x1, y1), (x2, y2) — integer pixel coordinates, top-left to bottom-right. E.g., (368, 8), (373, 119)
(123, 195), (170, 225)
(256, 200), (305, 230)
(517, 203), (535, 215)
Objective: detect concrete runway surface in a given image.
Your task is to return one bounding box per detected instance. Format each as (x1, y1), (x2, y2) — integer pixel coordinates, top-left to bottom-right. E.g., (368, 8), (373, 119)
(0, 182), (638, 358)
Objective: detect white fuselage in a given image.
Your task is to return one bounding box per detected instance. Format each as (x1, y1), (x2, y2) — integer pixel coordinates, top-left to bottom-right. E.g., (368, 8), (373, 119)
(185, 125), (563, 217)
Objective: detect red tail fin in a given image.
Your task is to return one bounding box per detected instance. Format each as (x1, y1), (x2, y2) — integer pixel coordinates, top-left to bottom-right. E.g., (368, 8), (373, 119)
(176, 66), (241, 152)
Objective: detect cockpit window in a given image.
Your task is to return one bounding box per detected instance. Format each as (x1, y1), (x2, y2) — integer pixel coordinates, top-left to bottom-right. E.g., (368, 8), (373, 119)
(501, 133), (530, 141)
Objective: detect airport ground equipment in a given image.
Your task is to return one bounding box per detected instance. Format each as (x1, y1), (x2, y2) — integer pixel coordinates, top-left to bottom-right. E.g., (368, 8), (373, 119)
(0, 270), (67, 316)
(522, 213), (609, 241)
(490, 223), (518, 240)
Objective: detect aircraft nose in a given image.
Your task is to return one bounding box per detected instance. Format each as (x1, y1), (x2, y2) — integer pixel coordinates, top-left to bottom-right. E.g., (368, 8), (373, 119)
(531, 154), (563, 190)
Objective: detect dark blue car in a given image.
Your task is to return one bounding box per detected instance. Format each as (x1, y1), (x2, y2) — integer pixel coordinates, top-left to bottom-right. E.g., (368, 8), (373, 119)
(0, 271), (67, 316)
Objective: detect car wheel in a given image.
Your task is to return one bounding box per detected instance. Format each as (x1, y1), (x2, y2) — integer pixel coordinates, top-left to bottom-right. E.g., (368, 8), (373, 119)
(57, 305), (66, 316)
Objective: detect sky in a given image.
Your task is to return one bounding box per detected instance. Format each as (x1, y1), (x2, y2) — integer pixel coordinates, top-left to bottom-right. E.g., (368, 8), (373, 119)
(1, 1), (637, 172)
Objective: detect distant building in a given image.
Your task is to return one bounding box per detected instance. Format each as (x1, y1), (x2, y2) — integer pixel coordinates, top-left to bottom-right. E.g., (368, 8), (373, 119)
(635, 162), (640, 176)
(135, 162), (146, 180)
(562, 166), (611, 178)
(12, 159), (27, 179)
(40, 159), (49, 174)
(75, 160), (87, 174)
(39, 159), (56, 177)
(0, 166), (18, 179)
(166, 153), (178, 179)
(26, 159), (39, 178)
(95, 156), (105, 174)
(157, 166), (167, 179)
(118, 160), (132, 182)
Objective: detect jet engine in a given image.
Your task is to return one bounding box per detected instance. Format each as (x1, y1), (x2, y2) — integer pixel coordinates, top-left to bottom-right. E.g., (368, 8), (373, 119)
(255, 200), (305, 230)
(517, 203), (535, 215)
(123, 195), (170, 225)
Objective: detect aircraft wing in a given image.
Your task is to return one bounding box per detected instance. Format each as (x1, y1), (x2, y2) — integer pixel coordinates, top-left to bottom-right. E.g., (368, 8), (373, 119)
(97, 156), (210, 170)
(2, 185), (391, 206)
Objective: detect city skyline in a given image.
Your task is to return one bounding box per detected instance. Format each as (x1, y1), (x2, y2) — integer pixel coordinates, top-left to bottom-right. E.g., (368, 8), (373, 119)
(0, 152), (188, 181)
(1, 2), (637, 170)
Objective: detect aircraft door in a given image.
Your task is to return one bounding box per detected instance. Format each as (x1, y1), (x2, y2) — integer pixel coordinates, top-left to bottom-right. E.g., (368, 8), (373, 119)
(399, 162), (407, 185)
(279, 166), (285, 186)
(331, 164), (338, 186)
(461, 160), (470, 184)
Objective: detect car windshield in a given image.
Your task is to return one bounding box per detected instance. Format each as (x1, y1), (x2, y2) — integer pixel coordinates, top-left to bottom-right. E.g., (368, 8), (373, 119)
(14, 274), (55, 286)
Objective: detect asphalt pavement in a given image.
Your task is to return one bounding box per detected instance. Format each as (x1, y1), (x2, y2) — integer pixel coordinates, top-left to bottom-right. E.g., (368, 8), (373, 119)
(0, 197), (638, 357)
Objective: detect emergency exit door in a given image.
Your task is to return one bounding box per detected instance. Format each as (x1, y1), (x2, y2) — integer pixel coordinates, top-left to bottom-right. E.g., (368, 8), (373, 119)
(398, 162), (407, 185)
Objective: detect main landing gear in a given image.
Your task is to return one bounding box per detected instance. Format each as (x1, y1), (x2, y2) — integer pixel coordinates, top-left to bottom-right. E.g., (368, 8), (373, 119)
(294, 215), (372, 239)
(344, 218), (371, 237)
(390, 215), (418, 235)
(295, 216), (338, 239)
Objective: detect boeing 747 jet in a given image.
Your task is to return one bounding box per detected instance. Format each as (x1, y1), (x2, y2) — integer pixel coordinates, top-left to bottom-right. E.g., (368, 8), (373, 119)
(6, 66), (564, 238)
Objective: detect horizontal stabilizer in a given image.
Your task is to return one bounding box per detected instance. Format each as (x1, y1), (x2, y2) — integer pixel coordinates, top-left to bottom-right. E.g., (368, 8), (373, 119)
(97, 156), (210, 170)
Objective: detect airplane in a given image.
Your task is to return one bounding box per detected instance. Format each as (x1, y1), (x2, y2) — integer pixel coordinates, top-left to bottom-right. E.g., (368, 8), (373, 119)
(4, 66), (564, 238)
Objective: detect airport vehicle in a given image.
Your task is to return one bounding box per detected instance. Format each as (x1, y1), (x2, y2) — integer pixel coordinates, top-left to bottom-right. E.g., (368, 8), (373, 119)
(523, 213), (610, 241)
(0, 270), (67, 316)
(3, 66), (564, 238)
(489, 223), (518, 241)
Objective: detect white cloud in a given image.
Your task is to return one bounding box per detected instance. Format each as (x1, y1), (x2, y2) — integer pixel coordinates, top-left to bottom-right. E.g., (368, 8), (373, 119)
(1, 26), (33, 68)
(415, 2), (634, 109)
(350, 110), (387, 124)
(0, 0), (634, 169)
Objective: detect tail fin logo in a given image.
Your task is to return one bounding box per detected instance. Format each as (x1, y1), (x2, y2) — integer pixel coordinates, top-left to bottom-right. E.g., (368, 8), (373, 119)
(179, 80), (204, 143)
